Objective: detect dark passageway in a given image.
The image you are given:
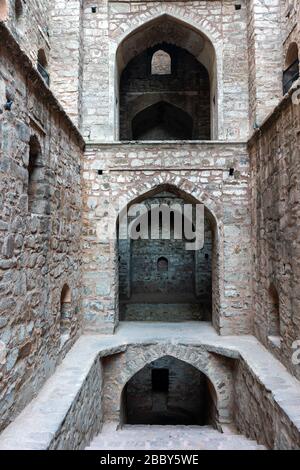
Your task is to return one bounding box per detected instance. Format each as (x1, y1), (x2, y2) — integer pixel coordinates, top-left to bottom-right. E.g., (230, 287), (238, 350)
(121, 356), (217, 426)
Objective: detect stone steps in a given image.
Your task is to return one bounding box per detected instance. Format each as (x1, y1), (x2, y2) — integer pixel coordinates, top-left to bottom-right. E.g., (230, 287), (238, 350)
(86, 424), (267, 450)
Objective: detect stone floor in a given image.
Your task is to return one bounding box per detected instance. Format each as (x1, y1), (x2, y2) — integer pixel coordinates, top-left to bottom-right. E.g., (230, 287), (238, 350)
(86, 423), (266, 450)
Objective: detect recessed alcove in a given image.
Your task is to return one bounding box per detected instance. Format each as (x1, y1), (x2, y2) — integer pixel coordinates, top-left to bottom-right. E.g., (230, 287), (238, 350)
(121, 356), (217, 426)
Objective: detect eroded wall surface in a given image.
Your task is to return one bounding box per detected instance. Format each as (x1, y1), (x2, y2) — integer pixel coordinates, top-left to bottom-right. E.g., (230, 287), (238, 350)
(249, 86), (300, 380)
(234, 358), (300, 449)
(0, 24), (83, 431)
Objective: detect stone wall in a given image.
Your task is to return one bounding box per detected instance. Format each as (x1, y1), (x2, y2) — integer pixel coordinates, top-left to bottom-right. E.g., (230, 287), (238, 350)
(0, 24), (84, 431)
(82, 142), (252, 335)
(49, 357), (102, 450)
(49, 0), (84, 128)
(281, 0), (300, 57)
(246, 0), (282, 127)
(249, 84), (300, 380)
(2, 0), (51, 68)
(234, 358), (300, 449)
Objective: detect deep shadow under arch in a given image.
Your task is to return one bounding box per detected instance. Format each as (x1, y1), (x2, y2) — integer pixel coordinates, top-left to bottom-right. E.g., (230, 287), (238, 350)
(120, 355), (218, 426)
(132, 101), (193, 140)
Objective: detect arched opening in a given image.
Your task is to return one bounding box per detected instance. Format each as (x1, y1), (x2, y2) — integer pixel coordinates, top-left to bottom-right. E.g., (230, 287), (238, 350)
(151, 50), (171, 75)
(0, 1), (8, 21)
(37, 49), (50, 86)
(118, 184), (218, 322)
(120, 356), (218, 426)
(283, 42), (299, 94)
(28, 135), (49, 215)
(132, 101), (193, 140)
(116, 15), (218, 140)
(268, 283), (281, 341)
(60, 284), (72, 336)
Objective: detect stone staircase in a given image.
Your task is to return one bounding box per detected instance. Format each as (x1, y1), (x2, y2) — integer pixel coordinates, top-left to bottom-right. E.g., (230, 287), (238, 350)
(86, 423), (266, 450)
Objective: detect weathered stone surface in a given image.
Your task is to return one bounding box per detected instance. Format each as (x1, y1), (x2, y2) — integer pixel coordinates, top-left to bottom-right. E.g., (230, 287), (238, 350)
(0, 20), (83, 432)
(0, 0), (300, 453)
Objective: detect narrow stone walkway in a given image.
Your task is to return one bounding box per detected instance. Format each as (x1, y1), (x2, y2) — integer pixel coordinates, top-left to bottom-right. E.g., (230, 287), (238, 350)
(86, 423), (266, 450)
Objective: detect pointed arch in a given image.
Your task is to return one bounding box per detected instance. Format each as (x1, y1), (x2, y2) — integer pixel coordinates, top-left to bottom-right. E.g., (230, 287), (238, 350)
(110, 12), (222, 140)
(115, 181), (221, 327)
(103, 344), (234, 427)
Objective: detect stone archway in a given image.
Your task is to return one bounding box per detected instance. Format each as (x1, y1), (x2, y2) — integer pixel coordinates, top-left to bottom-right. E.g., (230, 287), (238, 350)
(102, 343), (234, 428)
(111, 12), (221, 140)
(121, 355), (217, 426)
(114, 179), (222, 328)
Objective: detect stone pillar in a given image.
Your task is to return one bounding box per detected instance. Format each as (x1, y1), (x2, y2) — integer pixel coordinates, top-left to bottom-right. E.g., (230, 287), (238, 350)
(247, 0), (282, 128)
(49, 0), (84, 128)
(81, 0), (110, 141)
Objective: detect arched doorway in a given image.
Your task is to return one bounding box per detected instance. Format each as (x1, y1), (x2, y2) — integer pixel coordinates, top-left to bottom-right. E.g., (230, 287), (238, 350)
(117, 184), (218, 322)
(120, 356), (218, 426)
(115, 14), (218, 139)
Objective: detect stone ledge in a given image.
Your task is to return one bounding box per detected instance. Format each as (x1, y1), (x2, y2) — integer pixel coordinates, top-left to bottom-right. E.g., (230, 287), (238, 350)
(85, 140), (248, 147)
(0, 322), (300, 449)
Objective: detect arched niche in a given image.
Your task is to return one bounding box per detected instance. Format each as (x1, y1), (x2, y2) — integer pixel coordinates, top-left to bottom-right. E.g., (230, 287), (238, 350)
(268, 283), (281, 339)
(283, 42), (299, 94)
(37, 49), (50, 86)
(114, 14), (218, 140)
(60, 284), (72, 336)
(151, 50), (172, 75)
(28, 135), (47, 215)
(102, 344), (234, 428)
